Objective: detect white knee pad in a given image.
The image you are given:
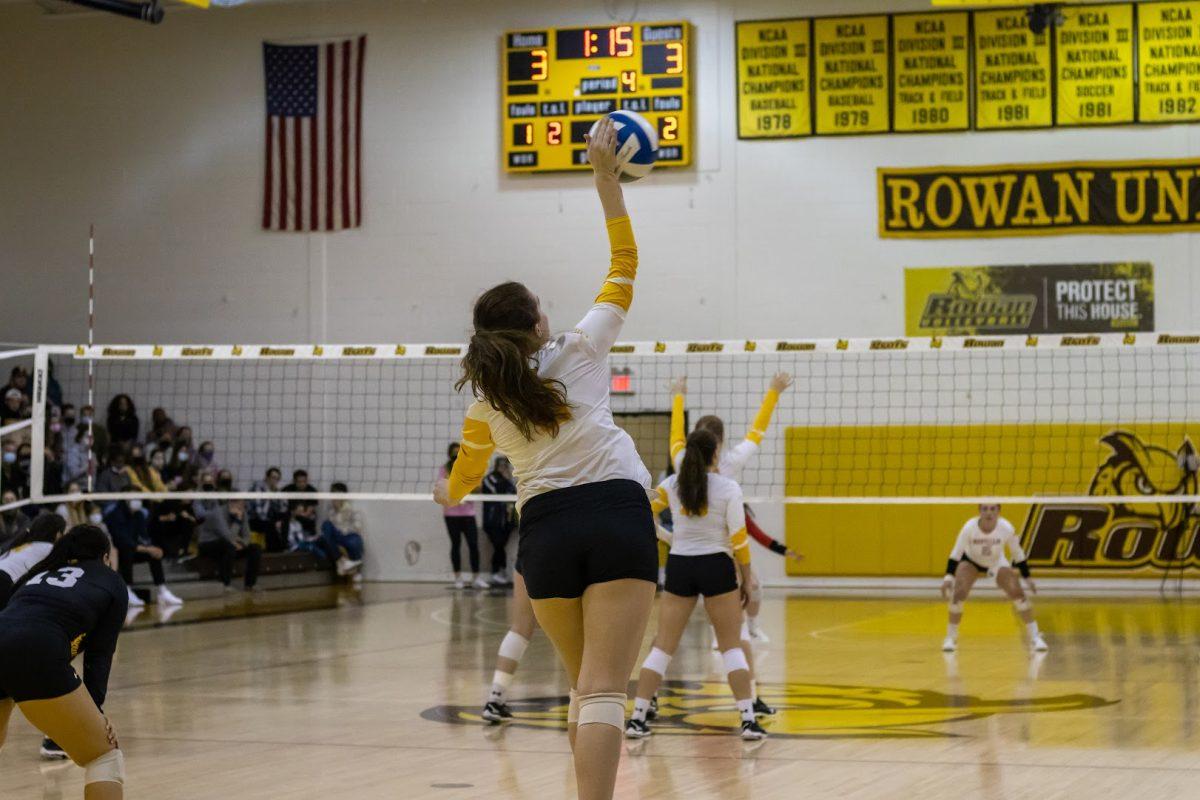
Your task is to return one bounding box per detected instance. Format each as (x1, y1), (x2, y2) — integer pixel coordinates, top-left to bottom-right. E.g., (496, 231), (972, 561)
(576, 692), (626, 730)
(85, 749), (125, 786)
(1013, 598), (1031, 612)
(948, 601), (964, 614)
(740, 620), (751, 641)
(567, 688), (579, 725)
(498, 630), (530, 661)
(721, 647), (750, 676)
(641, 646), (672, 677)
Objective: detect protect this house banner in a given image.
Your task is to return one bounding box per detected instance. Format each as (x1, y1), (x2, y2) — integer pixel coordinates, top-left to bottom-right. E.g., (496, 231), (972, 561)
(879, 159), (1200, 238)
(905, 263), (1154, 336)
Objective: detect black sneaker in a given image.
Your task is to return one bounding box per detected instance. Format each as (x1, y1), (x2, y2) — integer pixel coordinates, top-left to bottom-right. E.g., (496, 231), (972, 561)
(481, 701), (512, 724)
(740, 719), (769, 740)
(752, 697), (776, 717)
(40, 738), (68, 760)
(624, 718), (652, 738)
(646, 694), (659, 721)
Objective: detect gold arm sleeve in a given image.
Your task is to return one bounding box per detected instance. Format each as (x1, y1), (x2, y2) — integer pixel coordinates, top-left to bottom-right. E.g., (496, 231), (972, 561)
(650, 486), (670, 516)
(670, 393), (686, 462)
(730, 528), (752, 565)
(746, 388), (781, 445)
(446, 417), (495, 503)
(593, 216), (638, 311)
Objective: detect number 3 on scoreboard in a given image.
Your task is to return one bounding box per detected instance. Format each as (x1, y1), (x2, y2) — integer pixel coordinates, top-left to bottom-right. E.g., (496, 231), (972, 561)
(530, 49), (548, 81)
(666, 42), (683, 74)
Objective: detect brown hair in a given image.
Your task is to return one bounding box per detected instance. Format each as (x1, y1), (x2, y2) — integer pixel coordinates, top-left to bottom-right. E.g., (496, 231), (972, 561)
(694, 414), (725, 444)
(678, 429), (718, 517)
(456, 282), (572, 440)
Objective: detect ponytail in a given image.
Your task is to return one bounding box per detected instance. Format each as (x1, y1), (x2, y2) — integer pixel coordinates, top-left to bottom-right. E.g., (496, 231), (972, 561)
(456, 282), (572, 441)
(13, 524), (111, 591)
(678, 429), (718, 517)
(1, 512), (66, 556)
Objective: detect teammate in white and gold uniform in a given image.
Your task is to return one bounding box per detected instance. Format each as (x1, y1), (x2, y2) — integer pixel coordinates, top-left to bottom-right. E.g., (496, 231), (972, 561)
(940, 504), (1047, 652)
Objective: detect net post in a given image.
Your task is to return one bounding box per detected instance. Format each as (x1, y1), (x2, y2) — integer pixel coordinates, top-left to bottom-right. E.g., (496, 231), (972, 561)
(29, 346), (49, 502)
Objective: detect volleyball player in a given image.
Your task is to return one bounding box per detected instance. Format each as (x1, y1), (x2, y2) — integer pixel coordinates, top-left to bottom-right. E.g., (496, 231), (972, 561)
(941, 503), (1048, 652)
(625, 429), (767, 740)
(0, 524), (127, 799)
(435, 117), (657, 800)
(0, 512), (66, 605)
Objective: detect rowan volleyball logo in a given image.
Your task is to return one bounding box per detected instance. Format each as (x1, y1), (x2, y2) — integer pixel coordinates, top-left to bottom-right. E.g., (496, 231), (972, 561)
(918, 270), (1037, 333)
(421, 680), (1111, 738)
(1022, 430), (1200, 571)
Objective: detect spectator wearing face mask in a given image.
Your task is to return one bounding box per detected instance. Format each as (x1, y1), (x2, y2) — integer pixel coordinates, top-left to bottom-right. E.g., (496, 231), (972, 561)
(41, 417), (65, 498)
(321, 483), (365, 581)
(1, 442), (29, 498)
(125, 444), (167, 494)
(106, 394), (140, 446)
(77, 404), (109, 461)
(62, 423), (93, 487)
(1, 389), (28, 444)
(197, 497), (261, 592)
(95, 444), (132, 495)
(0, 490), (30, 549)
(1, 367), (31, 403)
(164, 430), (194, 484)
(150, 407), (177, 443)
(196, 441), (220, 472)
(105, 487), (181, 608)
(249, 467), (289, 552)
(55, 482), (104, 529)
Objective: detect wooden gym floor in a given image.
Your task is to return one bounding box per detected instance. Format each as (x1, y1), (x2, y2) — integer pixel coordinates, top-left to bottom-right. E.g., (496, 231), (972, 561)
(1, 584), (1198, 799)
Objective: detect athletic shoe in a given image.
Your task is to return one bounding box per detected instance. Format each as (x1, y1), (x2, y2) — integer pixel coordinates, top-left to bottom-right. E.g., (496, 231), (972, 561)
(126, 587), (145, 607)
(941, 636), (957, 652)
(749, 628), (771, 644)
(481, 701), (512, 723)
(453, 579), (467, 590)
(646, 694), (659, 721)
(336, 557), (357, 576)
(490, 571), (512, 587)
(624, 718), (652, 738)
(752, 697), (776, 717)
(156, 585), (184, 606)
(472, 577), (490, 590)
(351, 573), (364, 586)
(40, 738), (68, 760)
(1031, 634), (1049, 652)
(740, 720), (769, 740)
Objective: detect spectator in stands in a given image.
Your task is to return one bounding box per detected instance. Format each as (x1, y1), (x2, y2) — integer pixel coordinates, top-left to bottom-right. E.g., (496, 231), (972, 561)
(2, 367), (30, 402)
(106, 394), (140, 446)
(55, 482), (103, 529)
(439, 443), (487, 590)
(62, 422), (93, 486)
(0, 489), (30, 548)
(149, 448), (174, 487)
(216, 468), (235, 491)
(1, 441), (28, 498)
(322, 482), (364, 581)
(126, 444), (168, 493)
(150, 407), (177, 443)
(197, 497), (261, 593)
(481, 456), (517, 587)
(60, 403), (77, 429)
(95, 444), (132, 495)
(173, 426), (195, 459)
(164, 429), (195, 484)
(288, 502), (337, 563)
(79, 404), (109, 459)
(44, 360), (62, 410)
(2, 387), (26, 426)
(150, 495), (195, 561)
(197, 441), (220, 472)
(41, 420), (64, 498)
(104, 487), (182, 607)
(249, 467), (289, 552)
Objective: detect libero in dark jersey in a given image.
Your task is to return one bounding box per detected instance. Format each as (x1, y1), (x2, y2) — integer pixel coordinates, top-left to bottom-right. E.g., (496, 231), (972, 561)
(0, 524), (127, 799)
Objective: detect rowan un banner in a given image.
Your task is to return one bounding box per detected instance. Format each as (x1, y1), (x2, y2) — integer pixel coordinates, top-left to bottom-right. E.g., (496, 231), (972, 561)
(879, 158), (1200, 238)
(905, 263), (1154, 336)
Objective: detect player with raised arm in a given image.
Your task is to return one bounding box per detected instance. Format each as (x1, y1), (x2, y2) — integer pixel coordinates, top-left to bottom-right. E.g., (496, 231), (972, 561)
(435, 117), (657, 800)
(941, 503), (1048, 653)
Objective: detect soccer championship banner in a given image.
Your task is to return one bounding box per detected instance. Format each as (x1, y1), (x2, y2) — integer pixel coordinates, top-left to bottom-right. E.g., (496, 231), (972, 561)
(905, 263), (1154, 336)
(878, 158), (1200, 238)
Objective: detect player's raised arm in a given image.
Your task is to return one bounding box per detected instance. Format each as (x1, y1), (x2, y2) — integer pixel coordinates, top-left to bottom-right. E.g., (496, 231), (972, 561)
(435, 408), (496, 506)
(669, 376), (687, 468)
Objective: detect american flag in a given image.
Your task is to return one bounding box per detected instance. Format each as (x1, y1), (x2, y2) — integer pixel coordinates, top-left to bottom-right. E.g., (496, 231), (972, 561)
(262, 36), (365, 232)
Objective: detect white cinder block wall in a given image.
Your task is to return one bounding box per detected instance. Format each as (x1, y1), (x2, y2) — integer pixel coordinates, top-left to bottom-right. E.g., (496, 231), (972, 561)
(2, 0), (1197, 582)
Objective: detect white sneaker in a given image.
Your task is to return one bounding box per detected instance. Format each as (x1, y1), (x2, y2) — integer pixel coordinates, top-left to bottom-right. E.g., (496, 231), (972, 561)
(337, 557), (363, 576)
(749, 628), (771, 644)
(126, 587), (146, 607)
(156, 586), (184, 606)
(472, 577), (490, 590)
(941, 636), (957, 652)
(453, 579), (467, 590)
(351, 573), (364, 586)
(1031, 634), (1049, 652)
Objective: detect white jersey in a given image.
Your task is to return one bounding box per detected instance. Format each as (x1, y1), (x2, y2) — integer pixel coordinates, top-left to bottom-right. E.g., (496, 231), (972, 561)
(0, 541), (53, 582)
(655, 473), (748, 559)
(949, 516), (1026, 572)
(466, 306), (651, 511)
(672, 439), (758, 482)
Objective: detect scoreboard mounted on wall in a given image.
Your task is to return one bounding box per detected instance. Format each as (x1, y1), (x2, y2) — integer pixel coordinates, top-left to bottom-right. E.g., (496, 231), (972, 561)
(502, 22), (692, 174)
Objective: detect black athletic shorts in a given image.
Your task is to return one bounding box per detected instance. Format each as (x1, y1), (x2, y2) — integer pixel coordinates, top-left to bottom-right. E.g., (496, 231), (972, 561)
(664, 552), (738, 598)
(0, 573), (13, 608)
(518, 479), (658, 600)
(0, 623), (82, 703)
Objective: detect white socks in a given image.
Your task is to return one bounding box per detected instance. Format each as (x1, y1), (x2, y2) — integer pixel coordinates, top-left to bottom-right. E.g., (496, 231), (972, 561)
(489, 670), (513, 703)
(736, 698), (755, 723)
(946, 622), (959, 640)
(1026, 621), (1040, 638)
(747, 615), (761, 635)
(632, 696), (651, 722)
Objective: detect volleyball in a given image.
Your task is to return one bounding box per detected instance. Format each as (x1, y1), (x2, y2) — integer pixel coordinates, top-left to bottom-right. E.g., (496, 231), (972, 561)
(589, 110), (659, 182)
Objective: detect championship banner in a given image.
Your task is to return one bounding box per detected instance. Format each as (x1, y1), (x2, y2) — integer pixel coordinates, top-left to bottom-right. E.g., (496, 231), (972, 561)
(892, 12), (970, 133)
(904, 263), (1154, 336)
(1138, 1), (1200, 123)
(736, 19), (812, 138)
(878, 158), (1200, 238)
(1054, 4), (1135, 126)
(812, 15), (890, 135)
(972, 9), (1053, 129)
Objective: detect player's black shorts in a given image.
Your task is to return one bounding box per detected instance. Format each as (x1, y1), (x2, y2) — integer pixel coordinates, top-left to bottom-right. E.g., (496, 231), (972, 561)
(0, 623), (82, 703)
(664, 552), (738, 598)
(518, 479), (657, 600)
(0, 573), (14, 608)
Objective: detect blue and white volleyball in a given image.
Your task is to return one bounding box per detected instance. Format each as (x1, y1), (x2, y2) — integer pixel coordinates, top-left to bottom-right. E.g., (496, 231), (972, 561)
(589, 110), (658, 182)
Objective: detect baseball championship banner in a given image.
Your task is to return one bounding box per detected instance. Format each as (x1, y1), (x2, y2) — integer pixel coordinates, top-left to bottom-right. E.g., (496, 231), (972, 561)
(878, 158), (1200, 238)
(905, 263), (1154, 336)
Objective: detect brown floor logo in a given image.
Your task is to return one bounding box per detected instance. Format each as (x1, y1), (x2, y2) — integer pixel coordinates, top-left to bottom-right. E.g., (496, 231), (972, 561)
(421, 680), (1113, 739)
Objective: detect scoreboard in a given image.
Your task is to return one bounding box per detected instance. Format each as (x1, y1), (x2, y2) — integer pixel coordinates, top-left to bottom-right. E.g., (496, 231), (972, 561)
(502, 22), (692, 174)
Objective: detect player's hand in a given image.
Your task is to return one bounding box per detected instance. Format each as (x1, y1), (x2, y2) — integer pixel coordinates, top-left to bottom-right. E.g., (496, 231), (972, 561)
(770, 372), (794, 393)
(669, 376), (687, 396)
(741, 575), (760, 608)
(103, 717), (119, 749)
(432, 478), (452, 507)
(940, 576), (953, 601)
(785, 548), (804, 564)
(585, 117), (626, 179)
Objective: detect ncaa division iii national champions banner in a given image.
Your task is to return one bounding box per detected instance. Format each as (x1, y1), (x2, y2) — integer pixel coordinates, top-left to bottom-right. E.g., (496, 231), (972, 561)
(905, 263), (1154, 336)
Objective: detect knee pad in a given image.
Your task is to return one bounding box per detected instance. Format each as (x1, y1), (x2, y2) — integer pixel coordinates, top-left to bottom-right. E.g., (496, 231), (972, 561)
(1013, 598), (1031, 613)
(567, 689), (579, 725)
(85, 749), (125, 786)
(641, 646), (672, 677)
(740, 620), (751, 641)
(576, 692), (626, 730)
(948, 601), (964, 614)
(721, 647), (750, 676)
(498, 630), (530, 661)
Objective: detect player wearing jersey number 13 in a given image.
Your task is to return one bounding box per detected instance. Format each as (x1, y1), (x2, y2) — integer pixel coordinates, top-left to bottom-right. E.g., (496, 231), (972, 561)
(0, 524), (128, 799)
(434, 117), (655, 800)
(941, 504), (1048, 653)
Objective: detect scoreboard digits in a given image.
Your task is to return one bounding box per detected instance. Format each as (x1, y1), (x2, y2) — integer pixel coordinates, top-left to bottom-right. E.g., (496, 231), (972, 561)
(503, 22), (692, 173)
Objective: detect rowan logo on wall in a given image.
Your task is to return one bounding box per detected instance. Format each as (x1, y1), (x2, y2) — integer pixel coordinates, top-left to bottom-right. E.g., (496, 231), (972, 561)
(905, 263), (1154, 336)
(878, 159), (1200, 238)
